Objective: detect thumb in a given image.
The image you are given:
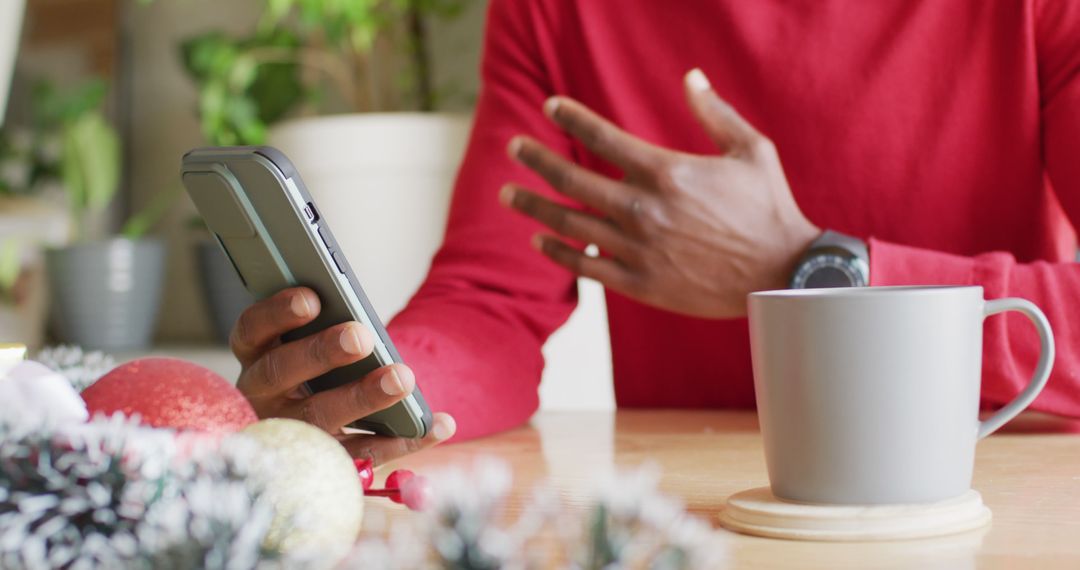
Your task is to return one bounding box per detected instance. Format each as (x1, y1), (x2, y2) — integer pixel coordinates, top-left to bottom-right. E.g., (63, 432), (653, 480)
(684, 68), (761, 155)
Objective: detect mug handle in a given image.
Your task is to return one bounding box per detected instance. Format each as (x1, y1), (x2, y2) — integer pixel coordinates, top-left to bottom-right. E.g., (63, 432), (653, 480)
(978, 298), (1055, 439)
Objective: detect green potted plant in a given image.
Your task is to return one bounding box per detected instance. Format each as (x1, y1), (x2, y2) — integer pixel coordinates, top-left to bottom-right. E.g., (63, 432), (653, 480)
(180, 0), (473, 319)
(26, 80), (171, 351)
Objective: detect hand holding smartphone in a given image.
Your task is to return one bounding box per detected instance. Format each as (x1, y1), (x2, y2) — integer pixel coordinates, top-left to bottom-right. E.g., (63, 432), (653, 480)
(181, 146), (433, 439)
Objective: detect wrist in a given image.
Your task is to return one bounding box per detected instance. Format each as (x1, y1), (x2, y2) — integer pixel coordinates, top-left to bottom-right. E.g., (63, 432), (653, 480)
(762, 218), (822, 292)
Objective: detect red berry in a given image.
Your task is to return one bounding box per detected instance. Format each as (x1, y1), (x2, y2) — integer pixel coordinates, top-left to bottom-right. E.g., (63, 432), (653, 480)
(354, 458), (374, 491)
(366, 469), (428, 510)
(385, 469), (415, 491)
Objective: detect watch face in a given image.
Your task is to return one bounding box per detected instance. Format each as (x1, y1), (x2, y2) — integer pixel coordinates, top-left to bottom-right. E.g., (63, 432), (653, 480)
(792, 253), (867, 288)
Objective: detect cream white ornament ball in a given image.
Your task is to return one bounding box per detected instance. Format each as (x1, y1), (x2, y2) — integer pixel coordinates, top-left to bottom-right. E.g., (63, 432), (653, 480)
(241, 418), (363, 561)
(0, 360), (88, 426)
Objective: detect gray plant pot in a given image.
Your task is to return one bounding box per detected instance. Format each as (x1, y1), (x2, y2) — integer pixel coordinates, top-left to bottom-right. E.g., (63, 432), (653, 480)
(45, 238), (165, 351)
(196, 240), (253, 344)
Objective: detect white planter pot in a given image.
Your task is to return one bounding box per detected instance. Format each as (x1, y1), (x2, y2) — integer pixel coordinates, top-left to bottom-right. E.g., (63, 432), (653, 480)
(268, 112), (613, 411)
(0, 0), (25, 125)
(268, 113), (471, 319)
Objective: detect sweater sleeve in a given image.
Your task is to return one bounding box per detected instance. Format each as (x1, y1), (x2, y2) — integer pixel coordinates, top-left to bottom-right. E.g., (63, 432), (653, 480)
(386, 0), (577, 441)
(870, 0), (1080, 418)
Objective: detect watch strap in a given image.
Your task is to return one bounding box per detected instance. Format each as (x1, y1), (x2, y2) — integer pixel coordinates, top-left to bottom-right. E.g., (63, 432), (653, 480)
(810, 230), (869, 265)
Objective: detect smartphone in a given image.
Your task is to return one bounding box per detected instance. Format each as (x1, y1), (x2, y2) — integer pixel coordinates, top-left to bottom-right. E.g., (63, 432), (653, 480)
(180, 146), (432, 438)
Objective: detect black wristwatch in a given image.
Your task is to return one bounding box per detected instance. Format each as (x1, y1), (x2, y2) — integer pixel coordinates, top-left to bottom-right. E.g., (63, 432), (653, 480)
(789, 230), (870, 289)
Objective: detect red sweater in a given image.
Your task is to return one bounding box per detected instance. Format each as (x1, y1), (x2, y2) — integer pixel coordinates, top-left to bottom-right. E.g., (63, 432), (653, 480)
(388, 0), (1080, 441)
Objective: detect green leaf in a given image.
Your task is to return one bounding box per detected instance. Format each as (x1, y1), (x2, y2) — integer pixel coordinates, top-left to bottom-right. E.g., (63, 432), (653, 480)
(229, 55), (259, 91)
(298, 0), (323, 28)
(33, 80), (108, 128)
(241, 31), (305, 124)
(249, 66), (303, 124)
(0, 239), (21, 298)
(349, 25), (376, 54)
(344, 0), (380, 23)
(59, 136), (86, 212)
(120, 185), (182, 239)
(227, 97), (267, 144)
(198, 81), (230, 145)
(266, 0), (294, 23)
(322, 18), (348, 45)
(182, 28), (305, 145)
(60, 112), (120, 215)
(180, 33), (238, 81)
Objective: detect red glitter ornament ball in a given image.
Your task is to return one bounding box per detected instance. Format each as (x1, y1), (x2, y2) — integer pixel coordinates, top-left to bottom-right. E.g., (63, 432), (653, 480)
(81, 357), (257, 433)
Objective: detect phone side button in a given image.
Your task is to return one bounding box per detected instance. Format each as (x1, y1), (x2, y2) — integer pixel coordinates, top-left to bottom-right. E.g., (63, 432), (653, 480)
(317, 226), (334, 250)
(331, 250), (348, 274)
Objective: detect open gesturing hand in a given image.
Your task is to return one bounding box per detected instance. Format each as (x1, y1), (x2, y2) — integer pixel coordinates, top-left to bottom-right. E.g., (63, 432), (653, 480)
(502, 69), (820, 319)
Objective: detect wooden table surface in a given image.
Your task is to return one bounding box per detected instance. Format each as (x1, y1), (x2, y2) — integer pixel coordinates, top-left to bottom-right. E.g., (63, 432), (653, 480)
(371, 410), (1080, 569)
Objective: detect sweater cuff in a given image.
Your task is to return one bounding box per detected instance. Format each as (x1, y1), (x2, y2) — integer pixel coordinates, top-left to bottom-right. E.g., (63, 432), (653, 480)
(868, 238), (977, 287)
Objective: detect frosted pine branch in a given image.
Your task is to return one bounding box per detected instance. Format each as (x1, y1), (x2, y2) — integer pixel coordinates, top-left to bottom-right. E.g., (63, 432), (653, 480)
(33, 345), (117, 393)
(0, 414), (295, 569)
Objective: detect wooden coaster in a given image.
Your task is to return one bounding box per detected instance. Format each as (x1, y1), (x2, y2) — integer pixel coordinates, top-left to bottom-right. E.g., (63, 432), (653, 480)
(718, 487), (991, 541)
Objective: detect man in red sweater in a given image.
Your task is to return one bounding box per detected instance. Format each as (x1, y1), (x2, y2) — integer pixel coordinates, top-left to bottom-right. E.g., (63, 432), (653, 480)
(228, 0), (1080, 462)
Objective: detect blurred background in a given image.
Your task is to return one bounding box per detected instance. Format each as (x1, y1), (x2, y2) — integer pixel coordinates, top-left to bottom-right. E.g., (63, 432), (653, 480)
(0, 0), (613, 411)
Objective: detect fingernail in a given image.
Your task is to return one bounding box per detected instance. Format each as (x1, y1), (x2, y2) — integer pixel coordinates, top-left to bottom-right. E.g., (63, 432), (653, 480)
(499, 185), (516, 207)
(291, 293), (312, 318)
(531, 234), (545, 251)
(543, 97), (560, 118)
(381, 368), (407, 396)
(507, 136), (523, 159)
(686, 68), (711, 92)
(340, 324), (365, 355)
(433, 415), (456, 441)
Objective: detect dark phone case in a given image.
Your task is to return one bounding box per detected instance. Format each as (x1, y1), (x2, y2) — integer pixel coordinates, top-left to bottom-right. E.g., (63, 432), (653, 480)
(181, 146), (432, 438)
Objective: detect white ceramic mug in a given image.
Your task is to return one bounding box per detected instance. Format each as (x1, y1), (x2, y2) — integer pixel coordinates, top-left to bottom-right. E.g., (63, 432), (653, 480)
(748, 286), (1054, 505)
